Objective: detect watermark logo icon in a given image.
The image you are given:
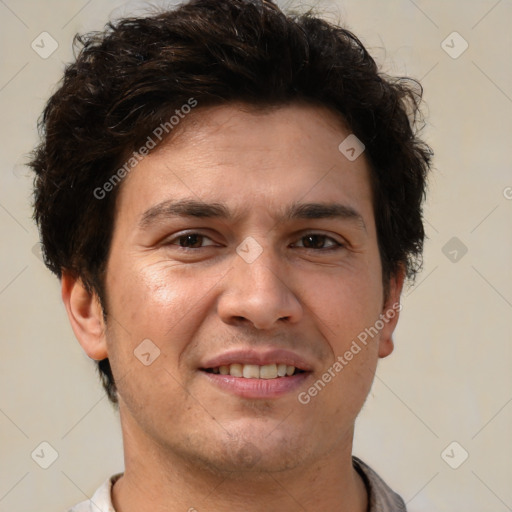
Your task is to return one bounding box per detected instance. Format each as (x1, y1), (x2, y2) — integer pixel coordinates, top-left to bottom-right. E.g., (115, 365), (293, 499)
(31, 441), (59, 469)
(31, 32), (58, 59)
(236, 236), (263, 264)
(441, 32), (468, 59)
(442, 237), (468, 263)
(31, 242), (45, 263)
(134, 338), (161, 366)
(338, 134), (365, 161)
(441, 441), (469, 469)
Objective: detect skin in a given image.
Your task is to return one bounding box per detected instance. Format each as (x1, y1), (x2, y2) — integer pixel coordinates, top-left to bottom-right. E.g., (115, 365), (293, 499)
(62, 103), (404, 512)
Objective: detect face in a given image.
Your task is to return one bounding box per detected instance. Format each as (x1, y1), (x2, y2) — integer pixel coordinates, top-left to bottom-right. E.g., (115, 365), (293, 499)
(70, 103), (402, 475)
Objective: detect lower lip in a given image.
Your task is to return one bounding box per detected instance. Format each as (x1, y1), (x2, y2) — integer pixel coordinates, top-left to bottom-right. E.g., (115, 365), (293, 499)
(201, 371), (311, 399)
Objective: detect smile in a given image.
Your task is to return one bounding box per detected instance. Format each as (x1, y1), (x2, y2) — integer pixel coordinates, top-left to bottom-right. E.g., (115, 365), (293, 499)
(203, 363), (303, 379)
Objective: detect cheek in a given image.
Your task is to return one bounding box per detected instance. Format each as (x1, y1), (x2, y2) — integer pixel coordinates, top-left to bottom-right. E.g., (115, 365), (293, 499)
(114, 349), (200, 442)
(103, 266), (214, 442)
(105, 259), (228, 370)
(304, 269), (382, 340)
(300, 267), (382, 409)
(109, 262), (191, 330)
(103, 264), (193, 419)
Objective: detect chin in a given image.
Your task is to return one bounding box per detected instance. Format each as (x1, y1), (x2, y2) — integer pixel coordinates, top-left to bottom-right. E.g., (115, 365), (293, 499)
(205, 447), (309, 476)
(184, 422), (315, 476)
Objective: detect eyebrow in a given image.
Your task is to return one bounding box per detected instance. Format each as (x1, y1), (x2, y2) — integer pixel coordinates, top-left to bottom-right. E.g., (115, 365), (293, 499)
(139, 198), (367, 231)
(284, 202), (366, 231)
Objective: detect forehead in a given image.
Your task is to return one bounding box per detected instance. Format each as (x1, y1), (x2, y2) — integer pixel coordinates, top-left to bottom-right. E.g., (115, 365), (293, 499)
(114, 102), (374, 223)
(161, 102), (353, 164)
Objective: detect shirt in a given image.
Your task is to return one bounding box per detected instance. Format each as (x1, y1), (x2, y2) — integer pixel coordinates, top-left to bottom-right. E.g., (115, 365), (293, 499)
(67, 456), (407, 512)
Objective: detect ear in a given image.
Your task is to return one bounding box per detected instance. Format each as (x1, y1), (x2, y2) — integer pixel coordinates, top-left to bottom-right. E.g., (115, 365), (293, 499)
(61, 271), (108, 360)
(378, 266), (405, 359)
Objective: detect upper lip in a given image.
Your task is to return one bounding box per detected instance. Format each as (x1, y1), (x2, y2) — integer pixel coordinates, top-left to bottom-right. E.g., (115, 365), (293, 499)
(201, 349), (314, 372)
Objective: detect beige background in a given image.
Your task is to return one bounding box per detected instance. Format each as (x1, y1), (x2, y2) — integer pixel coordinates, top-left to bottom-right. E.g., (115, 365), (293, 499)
(1, 0), (511, 511)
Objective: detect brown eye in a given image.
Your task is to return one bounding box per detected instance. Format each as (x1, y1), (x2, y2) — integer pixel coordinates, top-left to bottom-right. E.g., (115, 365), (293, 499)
(303, 235), (326, 249)
(295, 234), (341, 250)
(168, 232), (217, 249)
(177, 234), (204, 248)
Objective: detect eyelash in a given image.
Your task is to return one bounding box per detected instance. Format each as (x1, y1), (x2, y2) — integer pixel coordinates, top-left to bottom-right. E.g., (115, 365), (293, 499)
(167, 232), (344, 251)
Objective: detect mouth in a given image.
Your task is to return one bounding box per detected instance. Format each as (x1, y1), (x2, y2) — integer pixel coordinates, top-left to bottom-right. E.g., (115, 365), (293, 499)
(199, 350), (313, 399)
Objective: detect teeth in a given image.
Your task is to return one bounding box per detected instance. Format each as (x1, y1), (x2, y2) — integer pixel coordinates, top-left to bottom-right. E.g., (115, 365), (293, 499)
(260, 364), (277, 379)
(243, 364), (260, 379)
(230, 363), (243, 377)
(210, 363), (299, 378)
(277, 363), (287, 377)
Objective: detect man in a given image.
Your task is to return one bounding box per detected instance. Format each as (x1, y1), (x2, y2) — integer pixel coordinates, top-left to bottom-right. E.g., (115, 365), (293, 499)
(30, 0), (432, 510)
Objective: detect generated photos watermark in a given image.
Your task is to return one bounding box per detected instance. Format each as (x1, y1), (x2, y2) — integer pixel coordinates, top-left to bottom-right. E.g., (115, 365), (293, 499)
(93, 97), (198, 200)
(298, 301), (402, 404)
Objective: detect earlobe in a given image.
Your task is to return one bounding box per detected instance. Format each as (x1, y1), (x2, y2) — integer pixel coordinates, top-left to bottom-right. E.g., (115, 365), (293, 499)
(378, 266), (405, 359)
(61, 272), (108, 361)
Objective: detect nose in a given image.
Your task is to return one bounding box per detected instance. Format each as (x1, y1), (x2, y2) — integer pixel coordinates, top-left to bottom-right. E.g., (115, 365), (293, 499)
(217, 245), (303, 330)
